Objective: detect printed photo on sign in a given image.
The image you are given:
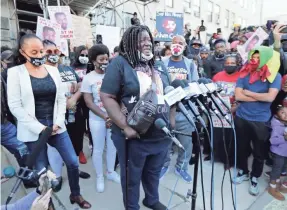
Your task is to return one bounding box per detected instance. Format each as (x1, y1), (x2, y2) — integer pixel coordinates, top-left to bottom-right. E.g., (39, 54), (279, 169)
(155, 12), (183, 42)
(237, 27), (268, 63)
(60, 39), (69, 56)
(48, 6), (74, 39)
(36, 17), (61, 46)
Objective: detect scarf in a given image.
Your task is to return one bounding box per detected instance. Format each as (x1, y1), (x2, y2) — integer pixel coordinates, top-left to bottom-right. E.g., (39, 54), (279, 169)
(239, 58), (271, 84)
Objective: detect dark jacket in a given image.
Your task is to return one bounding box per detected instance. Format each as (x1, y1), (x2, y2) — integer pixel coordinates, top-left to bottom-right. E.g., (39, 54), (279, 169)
(203, 55), (225, 78)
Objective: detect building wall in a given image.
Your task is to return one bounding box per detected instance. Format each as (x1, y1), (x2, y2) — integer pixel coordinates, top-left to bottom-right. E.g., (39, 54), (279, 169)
(1, 0), (18, 48)
(92, 0), (262, 44)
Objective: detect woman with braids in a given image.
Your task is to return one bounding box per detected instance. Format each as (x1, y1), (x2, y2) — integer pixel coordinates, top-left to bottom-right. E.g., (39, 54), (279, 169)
(100, 25), (176, 210)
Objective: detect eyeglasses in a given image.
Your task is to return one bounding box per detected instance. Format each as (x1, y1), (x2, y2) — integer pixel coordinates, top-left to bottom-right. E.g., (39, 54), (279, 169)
(46, 49), (60, 55)
(80, 54), (88, 57)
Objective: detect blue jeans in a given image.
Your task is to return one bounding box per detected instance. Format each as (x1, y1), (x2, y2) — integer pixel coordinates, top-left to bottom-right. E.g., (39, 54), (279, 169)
(25, 119), (80, 196)
(163, 112), (194, 170)
(1, 121), (29, 166)
(112, 131), (171, 210)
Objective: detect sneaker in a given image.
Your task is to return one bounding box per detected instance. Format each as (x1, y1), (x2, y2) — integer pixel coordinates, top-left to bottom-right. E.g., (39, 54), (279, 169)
(175, 168), (192, 183)
(233, 170), (249, 184)
(249, 177), (259, 196)
(142, 199), (167, 210)
(268, 185), (285, 201)
(79, 151), (87, 164)
(96, 176), (105, 193)
(107, 171), (120, 184)
(160, 167), (169, 179)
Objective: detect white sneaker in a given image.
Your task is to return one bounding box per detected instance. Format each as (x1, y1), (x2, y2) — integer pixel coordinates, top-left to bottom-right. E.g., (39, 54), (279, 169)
(107, 171), (121, 184)
(96, 176), (105, 193)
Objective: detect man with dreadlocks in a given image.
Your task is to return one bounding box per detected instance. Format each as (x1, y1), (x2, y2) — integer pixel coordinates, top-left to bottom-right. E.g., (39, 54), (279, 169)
(160, 35), (199, 183)
(100, 25), (176, 210)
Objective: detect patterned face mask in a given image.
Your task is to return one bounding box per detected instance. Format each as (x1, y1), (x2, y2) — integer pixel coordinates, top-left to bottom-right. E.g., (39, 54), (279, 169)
(47, 54), (59, 64)
(22, 50), (46, 66)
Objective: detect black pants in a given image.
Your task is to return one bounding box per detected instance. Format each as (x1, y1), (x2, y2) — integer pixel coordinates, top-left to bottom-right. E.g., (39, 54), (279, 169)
(66, 105), (86, 156)
(112, 133), (171, 210)
(213, 128), (235, 166)
(235, 116), (270, 178)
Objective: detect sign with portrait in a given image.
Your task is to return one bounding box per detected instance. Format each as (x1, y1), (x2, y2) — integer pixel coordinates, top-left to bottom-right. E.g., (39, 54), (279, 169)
(237, 27), (268, 63)
(154, 12), (184, 42)
(36, 16), (61, 46)
(48, 6), (74, 39)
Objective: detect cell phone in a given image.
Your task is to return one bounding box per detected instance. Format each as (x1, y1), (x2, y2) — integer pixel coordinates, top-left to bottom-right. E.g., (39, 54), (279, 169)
(217, 28), (222, 34)
(280, 25), (287, 34)
(199, 20), (206, 32)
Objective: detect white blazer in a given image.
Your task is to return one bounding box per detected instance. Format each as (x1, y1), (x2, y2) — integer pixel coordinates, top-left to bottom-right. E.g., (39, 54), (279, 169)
(7, 64), (67, 142)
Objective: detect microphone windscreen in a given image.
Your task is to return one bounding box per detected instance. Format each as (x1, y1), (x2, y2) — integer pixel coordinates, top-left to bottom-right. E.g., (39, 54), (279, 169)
(181, 79), (189, 87)
(197, 77), (209, 84)
(164, 86), (175, 94)
(154, 118), (167, 130)
(25, 127), (53, 168)
(171, 79), (185, 89)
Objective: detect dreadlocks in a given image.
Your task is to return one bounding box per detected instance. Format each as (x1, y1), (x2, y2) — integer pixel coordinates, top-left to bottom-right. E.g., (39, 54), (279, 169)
(119, 25), (155, 68)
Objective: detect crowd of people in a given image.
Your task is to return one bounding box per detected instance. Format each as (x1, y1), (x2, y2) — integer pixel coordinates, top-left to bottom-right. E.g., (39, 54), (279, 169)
(1, 18), (287, 210)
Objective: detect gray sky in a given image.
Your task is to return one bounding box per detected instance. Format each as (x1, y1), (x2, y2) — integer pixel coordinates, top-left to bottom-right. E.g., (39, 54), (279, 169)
(262, 0), (287, 18)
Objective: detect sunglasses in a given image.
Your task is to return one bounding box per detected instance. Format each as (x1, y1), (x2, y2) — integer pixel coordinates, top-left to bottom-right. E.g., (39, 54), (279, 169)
(46, 49), (60, 55)
(80, 54), (88, 57)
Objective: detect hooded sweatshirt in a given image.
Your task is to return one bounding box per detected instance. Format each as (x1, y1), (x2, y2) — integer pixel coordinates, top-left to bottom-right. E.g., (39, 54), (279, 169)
(270, 117), (287, 157)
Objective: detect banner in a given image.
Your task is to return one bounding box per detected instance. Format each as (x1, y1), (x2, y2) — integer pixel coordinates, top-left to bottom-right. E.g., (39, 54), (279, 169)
(48, 6), (74, 39)
(69, 15), (93, 50)
(237, 27), (268, 63)
(154, 12), (184, 42)
(36, 17), (61, 46)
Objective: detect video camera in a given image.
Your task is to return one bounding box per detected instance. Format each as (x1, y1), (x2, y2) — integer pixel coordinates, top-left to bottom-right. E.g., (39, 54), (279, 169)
(199, 20), (206, 32)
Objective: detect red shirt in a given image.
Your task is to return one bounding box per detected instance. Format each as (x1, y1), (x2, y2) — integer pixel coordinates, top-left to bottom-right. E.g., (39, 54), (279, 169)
(212, 71), (240, 83)
(212, 71), (240, 105)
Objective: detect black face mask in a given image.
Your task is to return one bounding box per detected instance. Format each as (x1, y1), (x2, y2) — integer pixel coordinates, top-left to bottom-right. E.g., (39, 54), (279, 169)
(215, 51), (225, 59)
(190, 47), (200, 55)
(224, 65), (238, 74)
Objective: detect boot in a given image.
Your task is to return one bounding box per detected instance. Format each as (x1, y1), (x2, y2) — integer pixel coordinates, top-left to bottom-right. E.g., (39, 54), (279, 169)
(268, 186), (285, 201)
(279, 182), (287, 194)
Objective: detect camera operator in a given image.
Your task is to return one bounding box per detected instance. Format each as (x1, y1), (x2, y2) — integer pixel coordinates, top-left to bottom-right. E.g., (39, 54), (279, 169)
(1, 171), (56, 210)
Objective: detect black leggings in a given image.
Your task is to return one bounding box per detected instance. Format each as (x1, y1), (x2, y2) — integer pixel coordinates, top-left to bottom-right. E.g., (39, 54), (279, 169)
(66, 105), (86, 156)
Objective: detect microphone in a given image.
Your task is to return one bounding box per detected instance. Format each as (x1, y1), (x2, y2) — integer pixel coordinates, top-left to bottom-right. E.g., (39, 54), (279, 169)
(167, 80), (196, 127)
(198, 78), (229, 118)
(204, 78), (231, 111)
(154, 118), (185, 150)
(6, 127), (53, 205)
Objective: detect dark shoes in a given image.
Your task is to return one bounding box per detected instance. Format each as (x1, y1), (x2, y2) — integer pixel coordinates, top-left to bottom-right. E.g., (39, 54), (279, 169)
(52, 177), (63, 192)
(143, 199), (167, 210)
(70, 195), (91, 209)
(79, 170), (90, 179)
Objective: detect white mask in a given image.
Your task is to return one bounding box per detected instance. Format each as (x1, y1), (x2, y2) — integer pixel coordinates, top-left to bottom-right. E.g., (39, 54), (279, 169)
(138, 51), (154, 62)
(170, 44), (184, 57)
(79, 56), (89, 64)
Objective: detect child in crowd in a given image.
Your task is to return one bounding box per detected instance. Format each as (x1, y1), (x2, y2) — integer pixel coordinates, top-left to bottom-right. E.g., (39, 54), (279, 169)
(268, 105), (287, 200)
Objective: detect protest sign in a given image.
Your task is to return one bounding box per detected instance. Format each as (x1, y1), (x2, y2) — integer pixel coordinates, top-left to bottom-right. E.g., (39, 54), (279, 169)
(237, 27), (268, 63)
(36, 16), (61, 46)
(69, 15), (93, 50)
(48, 6), (74, 39)
(154, 12), (184, 42)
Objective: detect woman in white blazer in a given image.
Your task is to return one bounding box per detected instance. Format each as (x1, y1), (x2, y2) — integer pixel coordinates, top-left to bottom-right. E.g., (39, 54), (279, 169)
(7, 34), (91, 209)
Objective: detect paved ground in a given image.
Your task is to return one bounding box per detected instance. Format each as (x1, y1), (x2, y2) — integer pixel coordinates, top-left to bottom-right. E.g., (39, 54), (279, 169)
(2, 138), (287, 210)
